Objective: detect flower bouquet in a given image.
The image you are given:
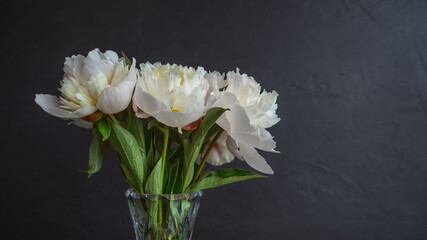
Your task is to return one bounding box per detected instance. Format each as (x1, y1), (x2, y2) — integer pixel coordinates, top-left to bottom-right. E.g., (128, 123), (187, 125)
(35, 49), (280, 240)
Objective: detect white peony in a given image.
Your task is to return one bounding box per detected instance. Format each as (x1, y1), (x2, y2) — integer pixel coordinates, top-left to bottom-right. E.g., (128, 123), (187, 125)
(133, 62), (213, 128)
(225, 70), (280, 129)
(213, 69), (280, 174)
(35, 49), (137, 128)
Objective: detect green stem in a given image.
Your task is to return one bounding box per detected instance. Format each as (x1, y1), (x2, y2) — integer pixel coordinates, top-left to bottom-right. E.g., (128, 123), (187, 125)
(158, 125), (169, 226)
(158, 199), (163, 230)
(192, 129), (224, 184)
(109, 115), (120, 125)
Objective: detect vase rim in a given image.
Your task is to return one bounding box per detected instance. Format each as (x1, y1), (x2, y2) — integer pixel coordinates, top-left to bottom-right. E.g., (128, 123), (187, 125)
(125, 188), (203, 200)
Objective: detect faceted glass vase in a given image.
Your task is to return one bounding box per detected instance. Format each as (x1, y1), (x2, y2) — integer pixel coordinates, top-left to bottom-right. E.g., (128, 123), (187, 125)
(126, 189), (203, 240)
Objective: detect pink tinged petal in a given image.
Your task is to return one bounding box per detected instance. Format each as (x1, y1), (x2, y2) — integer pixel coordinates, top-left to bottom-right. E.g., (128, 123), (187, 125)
(206, 145), (234, 166)
(135, 108), (150, 118)
(132, 99), (150, 118)
(205, 132), (235, 166)
(82, 49), (116, 83)
(239, 143), (274, 174)
(182, 117), (203, 130)
(35, 94), (96, 118)
(205, 147), (221, 166)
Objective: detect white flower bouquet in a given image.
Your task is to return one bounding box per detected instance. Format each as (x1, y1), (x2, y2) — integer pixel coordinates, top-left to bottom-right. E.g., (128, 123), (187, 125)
(35, 49), (280, 239)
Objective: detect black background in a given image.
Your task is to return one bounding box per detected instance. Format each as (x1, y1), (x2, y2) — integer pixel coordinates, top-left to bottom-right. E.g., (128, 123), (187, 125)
(2, 0), (427, 239)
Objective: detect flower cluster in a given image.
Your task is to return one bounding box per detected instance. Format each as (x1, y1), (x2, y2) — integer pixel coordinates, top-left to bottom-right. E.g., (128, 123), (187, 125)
(36, 49), (280, 193)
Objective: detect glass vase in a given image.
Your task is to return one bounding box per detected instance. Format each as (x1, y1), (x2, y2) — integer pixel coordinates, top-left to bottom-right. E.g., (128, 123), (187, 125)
(126, 189), (203, 240)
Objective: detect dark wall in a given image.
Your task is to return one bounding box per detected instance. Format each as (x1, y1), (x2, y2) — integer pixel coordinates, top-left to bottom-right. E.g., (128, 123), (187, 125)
(2, 0), (427, 239)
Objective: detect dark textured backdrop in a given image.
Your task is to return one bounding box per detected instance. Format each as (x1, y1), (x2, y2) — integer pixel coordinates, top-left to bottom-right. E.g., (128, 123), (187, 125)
(2, 0), (427, 239)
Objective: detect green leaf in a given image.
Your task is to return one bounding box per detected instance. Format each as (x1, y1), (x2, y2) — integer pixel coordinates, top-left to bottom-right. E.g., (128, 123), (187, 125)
(201, 124), (220, 148)
(79, 131), (108, 179)
(145, 157), (163, 194)
(126, 115), (146, 151)
(191, 107), (227, 144)
(121, 51), (132, 68)
(98, 117), (111, 141)
(147, 142), (155, 170)
(182, 139), (198, 190)
(153, 128), (164, 152)
(166, 146), (182, 163)
(166, 161), (180, 194)
(181, 107), (227, 192)
(115, 153), (139, 190)
(109, 123), (145, 192)
(169, 128), (183, 144)
(169, 200), (180, 230)
(173, 168), (184, 194)
(186, 168), (265, 193)
(147, 118), (158, 130)
(198, 169), (213, 181)
(148, 200), (159, 228)
(154, 150), (162, 167)
(163, 162), (169, 191)
(125, 116), (147, 181)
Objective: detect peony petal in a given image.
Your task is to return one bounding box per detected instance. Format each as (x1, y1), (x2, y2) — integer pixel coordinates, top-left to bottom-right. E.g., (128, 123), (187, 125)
(134, 87), (203, 127)
(205, 148), (221, 166)
(63, 54), (86, 82)
(132, 100), (150, 118)
(205, 146), (234, 166)
(226, 136), (243, 160)
(132, 76), (150, 118)
(68, 118), (93, 129)
(226, 102), (253, 135)
(82, 49), (116, 83)
(134, 85), (167, 115)
(154, 110), (203, 128)
(252, 125), (279, 152)
(96, 59), (137, 114)
(205, 93), (217, 111)
(205, 71), (227, 99)
(212, 92), (239, 132)
(104, 50), (119, 62)
(35, 94), (96, 118)
(226, 101), (277, 152)
(213, 92), (278, 152)
(224, 70), (280, 130)
(239, 143), (274, 174)
(205, 131), (235, 166)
